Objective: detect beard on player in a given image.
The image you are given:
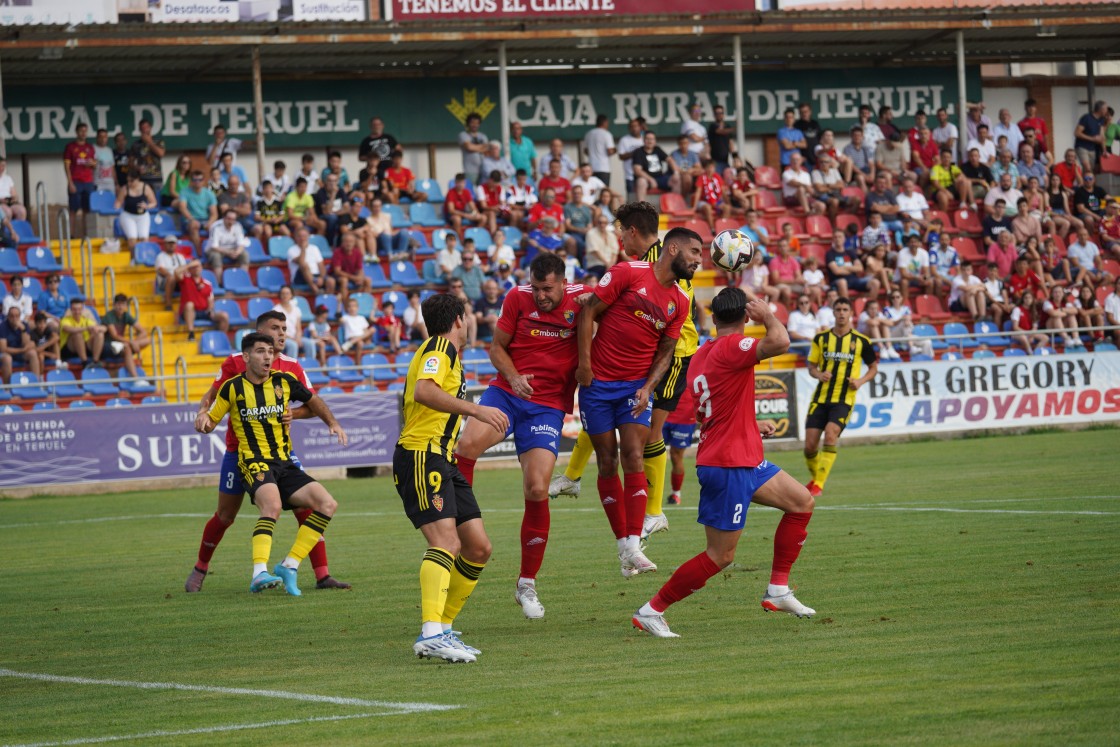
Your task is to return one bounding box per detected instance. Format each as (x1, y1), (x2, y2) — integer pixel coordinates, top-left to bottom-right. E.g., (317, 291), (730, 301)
(670, 252), (699, 281)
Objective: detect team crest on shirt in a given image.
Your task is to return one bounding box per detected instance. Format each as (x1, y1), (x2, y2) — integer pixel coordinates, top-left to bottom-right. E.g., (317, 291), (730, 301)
(432, 495), (443, 511)
(274, 385), (284, 401)
(599, 271), (612, 287)
(423, 355), (441, 375)
(667, 301), (676, 316)
(563, 310), (575, 325)
(255, 473), (265, 482)
(739, 337), (755, 351)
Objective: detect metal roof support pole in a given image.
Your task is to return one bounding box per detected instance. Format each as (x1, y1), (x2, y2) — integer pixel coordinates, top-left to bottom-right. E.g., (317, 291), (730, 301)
(499, 41), (510, 162)
(1086, 53), (1096, 111)
(955, 31), (967, 164)
(252, 46), (267, 185)
(733, 35), (745, 167)
(0, 51), (6, 160)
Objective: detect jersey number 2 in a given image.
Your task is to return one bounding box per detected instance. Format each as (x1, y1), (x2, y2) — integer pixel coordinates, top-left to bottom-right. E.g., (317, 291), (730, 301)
(693, 374), (712, 418)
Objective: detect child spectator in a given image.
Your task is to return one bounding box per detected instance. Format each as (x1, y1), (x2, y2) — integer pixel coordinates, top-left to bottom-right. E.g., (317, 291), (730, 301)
(1041, 285), (1079, 348)
(857, 299), (893, 356)
(800, 255), (826, 306)
(738, 249), (779, 302)
(474, 280), (504, 341)
(2, 275), (33, 322)
(28, 311), (59, 372)
(339, 297), (375, 360)
(983, 262), (1011, 327)
(376, 300), (403, 354)
(555, 246), (586, 284)
(947, 261), (988, 321)
(1009, 289), (1047, 353)
(692, 159), (730, 232)
(402, 290), (428, 343)
(307, 305), (341, 367)
(1073, 284), (1105, 343)
(178, 264), (228, 343)
(894, 234), (933, 300)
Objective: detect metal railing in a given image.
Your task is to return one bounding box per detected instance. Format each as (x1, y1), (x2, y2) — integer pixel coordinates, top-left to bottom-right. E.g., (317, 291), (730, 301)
(101, 266), (117, 313)
(34, 181), (50, 247)
(56, 208), (71, 268)
(79, 237), (94, 301)
(174, 356), (189, 403)
(150, 326), (165, 392)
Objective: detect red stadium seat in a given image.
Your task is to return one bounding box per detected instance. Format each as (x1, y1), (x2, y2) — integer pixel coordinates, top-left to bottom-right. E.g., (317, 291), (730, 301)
(770, 301), (790, 325)
(660, 192), (694, 219)
(834, 214), (865, 234)
(914, 293), (952, 322)
(852, 296), (867, 319)
(778, 215), (808, 238)
(755, 189), (785, 215)
(1047, 233), (1067, 257)
(841, 185), (865, 204)
(951, 236), (983, 264)
(928, 209), (957, 235)
(800, 243), (829, 266)
(1103, 259), (1120, 278)
(1097, 285), (1112, 306)
(754, 165), (782, 190)
(684, 219), (714, 244)
(952, 207), (983, 235)
(1101, 153), (1120, 175)
(714, 218), (740, 234)
(806, 214), (833, 241)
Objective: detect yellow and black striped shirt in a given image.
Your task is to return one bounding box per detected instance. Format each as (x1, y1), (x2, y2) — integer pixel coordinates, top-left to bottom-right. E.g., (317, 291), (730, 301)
(208, 371), (314, 464)
(398, 335), (465, 460)
(642, 239), (699, 357)
(808, 329), (878, 408)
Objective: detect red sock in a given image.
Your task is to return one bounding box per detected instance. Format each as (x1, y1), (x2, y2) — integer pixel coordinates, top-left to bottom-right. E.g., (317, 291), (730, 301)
(771, 511), (812, 585)
(623, 471), (647, 538)
(455, 454), (476, 485)
(196, 512), (233, 571)
(596, 475), (626, 539)
(650, 551), (721, 613)
(519, 499), (551, 580)
(671, 471), (684, 492)
(293, 508), (330, 581)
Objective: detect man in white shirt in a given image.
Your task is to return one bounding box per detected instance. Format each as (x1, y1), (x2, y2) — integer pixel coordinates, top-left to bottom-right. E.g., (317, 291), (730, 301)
(286, 227), (327, 295)
(855, 104), (884, 152)
(895, 234), (933, 299)
(787, 294), (821, 355)
(582, 115), (616, 186)
(680, 103), (708, 156)
(436, 232), (462, 280)
(984, 172), (1024, 217)
(895, 177), (931, 228)
(540, 139), (577, 180)
(616, 117), (645, 197)
(947, 261), (987, 320)
(966, 124), (997, 166)
(154, 235), (198, 310)
(205, 209), (250, 285)
(781, 152), (823, 215)
(991, 109), (1024, 159)
(932, 107), (959, 160)
(570, 163), (606, 206)
(1, 276), (33, 322)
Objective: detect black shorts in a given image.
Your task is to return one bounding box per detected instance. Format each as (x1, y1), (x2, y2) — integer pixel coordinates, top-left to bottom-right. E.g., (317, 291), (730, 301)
(653, 355), (691, 411)
(393, 446), (481, 529)
(241, 458), (316, 508)
(805, 401), (852, 432)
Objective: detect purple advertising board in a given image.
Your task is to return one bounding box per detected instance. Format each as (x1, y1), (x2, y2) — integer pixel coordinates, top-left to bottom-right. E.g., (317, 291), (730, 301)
(0, 393), (400, 489)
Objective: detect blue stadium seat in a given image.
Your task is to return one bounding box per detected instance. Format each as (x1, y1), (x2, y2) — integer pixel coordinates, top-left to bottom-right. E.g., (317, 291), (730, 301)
(410, 230), (431, 251)
(200, 330), (233, 357)
(105, 398), (133, 407)
(349, 292), (375, 318)
(308, 233), (332, 260)
(352, 383), (377, 393)
(971, 349), (997, 359)
(213, 299), (249, 327)
(32, 401), (56, 410)
(269, 235), (295, 260)
(381, 290), (404, 308)
(315, 294), (339, 319)
(465, 227), (493, 251)
(11, 219), (40, 245)
(974, 320), (1010, 347)
(0, 248), (27, 273)
(246, 237), (268, 264)
(294, 295), (313, 321)
(58, 276), (83, 301)
(387, 381), (405, 392)
(299, 357), (330, 387)
(256, 266), (286, 293)
(1034, 347), (1057, 356)
(941, 351), (964, 361)
(943, 321), (978, 349)
(68, 399), (96, 409)
(133, 241), (160, 267)
(390, 261), (425, 287)
(79, 367), (119, 396)
(385, 204), (411, 229)
(149, 212), (177, 238)
(422, 259), (445, 285)
(233, 328), (252, 350)
(1096, 342), (1118, 352)
(408, 202), (446, 228)
(201, 269), (225, 296)
(1002, 348), (1027, 357)
(118, 365), (156, 394)
(45, 369), (85, 398)
(364, 261), (392, 289)
(319, 386), (344, 395)
(462, 347), (497, 377)
(446, 178), (474, 193)
(500, 225), (523, 245)
(247, 296), (275, 321)
(909, 353), (934, 362)
(26, 246), (62, 271)
(912, 323), (948, 351)
(327, 355), (365, 383)
(90, 190), (119, 216)
(432, 228), (455, 250)
(415, 179), (444, 203)
(0, 404), (19, 413)
(222, 268), (259, 295)
(141, 395), (168, 405)
(361, 353), (397, 382)
(394, 351), (415, 376)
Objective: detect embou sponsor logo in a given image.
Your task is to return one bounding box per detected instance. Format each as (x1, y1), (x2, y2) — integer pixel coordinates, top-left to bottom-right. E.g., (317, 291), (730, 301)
(633, 309), (666, 329)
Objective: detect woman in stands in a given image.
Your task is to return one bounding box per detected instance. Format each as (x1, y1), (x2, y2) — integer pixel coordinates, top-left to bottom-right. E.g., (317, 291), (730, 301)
(1046, 173), (1084, 239)
(161, 155), (193, 210)
(114, 170), (157, 250)
(1041, 285), (1080, 348)
(1074, 284), (1106, 343)
(1010, 289), (1048, 353)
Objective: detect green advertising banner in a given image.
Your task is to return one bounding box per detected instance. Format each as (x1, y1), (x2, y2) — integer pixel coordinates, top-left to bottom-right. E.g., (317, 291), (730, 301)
(2, 66), (981, 155)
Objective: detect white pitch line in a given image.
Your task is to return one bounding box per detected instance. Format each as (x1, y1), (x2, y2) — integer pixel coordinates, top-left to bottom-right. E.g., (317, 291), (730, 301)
(0, 669), (457, 714)
(2, 712), (386, 747)
(814, 506), (1118, 516)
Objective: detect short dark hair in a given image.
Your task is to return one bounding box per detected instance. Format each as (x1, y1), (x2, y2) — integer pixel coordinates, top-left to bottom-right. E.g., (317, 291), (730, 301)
(241, 331), (274, 354)
(529, 252), (566, 282)
(328, 150), (341, 160)
(295, 177), (307, 187)
(274, 160), (286, 169)
(301, 153), (314, 163)
(711, 287), (748, 325)
(255, 310), (286, 328)
(596, 114), (609, 126)
(113, 293), (128, 304)
(422, 293), (466, 337)
(832, 296), (852, 310)
(466, 112), (482, 125)
(663, 227), (702, 253)
(615, 200), (659, 237)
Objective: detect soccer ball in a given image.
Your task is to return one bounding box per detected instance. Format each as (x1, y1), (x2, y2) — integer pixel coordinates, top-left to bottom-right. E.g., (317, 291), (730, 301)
(709, 229), (755, 273)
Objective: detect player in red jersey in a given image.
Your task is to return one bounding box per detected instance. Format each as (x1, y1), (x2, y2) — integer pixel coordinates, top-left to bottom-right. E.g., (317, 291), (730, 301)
(184, 310), (351, 592)
(661, 371), (698, 506)
(454, 253), (586, 619)
(632, 288), (816, 638)
(576, 227), (701, 578)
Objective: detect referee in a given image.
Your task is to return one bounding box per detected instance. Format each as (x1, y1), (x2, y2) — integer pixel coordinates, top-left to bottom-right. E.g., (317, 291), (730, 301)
(803, 296), (878, 496)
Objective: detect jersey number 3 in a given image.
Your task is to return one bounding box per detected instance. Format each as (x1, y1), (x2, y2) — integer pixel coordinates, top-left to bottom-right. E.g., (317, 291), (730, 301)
(693, 374), (712, 418)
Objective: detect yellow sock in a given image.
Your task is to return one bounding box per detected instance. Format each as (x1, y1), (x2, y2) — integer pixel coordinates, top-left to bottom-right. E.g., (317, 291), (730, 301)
(805, 451), (821, 482)
(815, 445), (838, 488)
(643, 439), (668, 516)
(420, 548), (453, 624)
(252, 517), (275, 566)
(286, 511), (331, 564)
(440, 555), (486, 625)
(564, 429), (593, 481)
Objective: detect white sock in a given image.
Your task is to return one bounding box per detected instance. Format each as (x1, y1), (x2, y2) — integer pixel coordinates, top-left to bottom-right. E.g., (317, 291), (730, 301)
(421, 622), (443, 638)
(617, 537), (629, 554)
(767, 583), (790, 597)
(638, 601), (658, 617)
(252, 563), (267, 577)
(517, 577), (535, 588)
(441, 623), (452, 633)
(626, 535), (641, 553)
(282, 557), (300, 570)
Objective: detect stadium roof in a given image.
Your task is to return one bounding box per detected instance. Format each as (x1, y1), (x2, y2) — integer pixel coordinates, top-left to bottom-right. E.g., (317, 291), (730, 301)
(0, 3), (1118, 86)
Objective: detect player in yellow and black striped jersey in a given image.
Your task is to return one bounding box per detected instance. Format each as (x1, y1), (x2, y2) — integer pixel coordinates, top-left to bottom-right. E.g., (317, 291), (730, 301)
(202, 332), (348, 596)
(393, 293), (510, 662)
(803, 297), (879, 497)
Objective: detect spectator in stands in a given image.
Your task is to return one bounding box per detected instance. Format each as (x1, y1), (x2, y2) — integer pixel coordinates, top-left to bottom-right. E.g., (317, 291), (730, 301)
(966, 124), (997, 167)
(499, 122), (534, 183)
(964, 102), (991, 142)
(927, 147), (966, 212)
(669, 135), (702, 197)
(1016, 144), (1048, 189)
(313, 172), (348, 245)
(843, 127), (876, 189)
(129, 118), (165, 199)
(337, 194), (374, 258)
(218, 152), (249, 193)
(178, 263), (228, 343)
(481, 142), (516, 186)
(777, 108), (806, 168)
(857, 297), (890, 346)
(1073, 283), (1105, 343)
(865, 172), (903, 232)
(810, 154), (852, 221)
(852, 104), (883, 152)
(769, 237), (803, 306)
(474, 280), (504, 340)
(254, 180), (288, 243)
(739, 210), (769, 256)
(816, 287), (840, 329)
(927, 225), (957, 294)
(158, 156), (190, 211)
(102, 292), (150, 384)
(1008, 252), (1044, 303)
(1104, 277), (1120, 345)
(205, 124), (241, 169)
(1053, 148), (1084, 189)
(36, 275), (69, 325)
(680, 102), (709, 157)
(358, 116), (400, 177)
(288, 227), (331, 295)
(0, 157), (24, 223)
(445, 172), (485, 238)
(881, 289), (922, 358)
(376, 299), (403, 353)
(28, 311), (58, 372)
(584, 213), (618, 278)
(986, 171), (1024, 217)
(1041, 285), (1080, 348)
(452, 246), (486, 302)
(692, 159), (731, 232)
(1067, 226), (1112, 288)
(284, 177), (323, 234)
(366, 198), (411, 260)
(1038, 237), (1071, 288)
(2, 274), (33, 324)
(1072, 172), (1107, 232)
(895, 176), (931, 229)
(782, 152), (823, 215)
(894, 233), (933, 300)
(1021, 127), (1051, 167)
(447, 278), (478, 347)
(331, 232), (372, 303)
(297, 153), (320, 192)
(0, 305), (38, 383)
(273, 285), (314, 360)
(204, 208), (250, 286)
(1099, 199), (1120, 259)
(437, 231), (462, 280)
(738, 249), (779, 303)
(571, 163), (606, 207)
(206, 167), (226, 198)
(339, 297), (374, 361)
(527, 187), (564, 232)
(874, 132), (914, 187)
(177, 170), (217, 254)
(1075, 100), (1108, 174)
(1018, 99), (1050, 155)
(827, 228), (879, 299)
(1045, 172), (1083, 238)
(864, 241), (894, 296)
(1012, 197), (1044, 246)
(508, 168), (539, 222)
(524, 216), (565, 264)
(909, 126), (939, 189)
(786, 294), (820, 356)
(458, 113), (489, 185)
(59, 298), (105, 367)
(483, 228), (514, 272)
(402, 290), (427, 342)
(564, 185), (593, 256)
(893, 214), (922, 256)
(616, 117), (646, 197)
(542, 138), (577, 180)
(729, 167), (759, 213)
(1104, 107), (1120, 155)
(381, 151), (424, 206)
(592, 186), (618, 225)
(946, 261), (987, 321)
(94, 131), (115, 191)
(959, 148), (994, 209)
(538, 158), (572, 205)
(931, 107), (959, 160)
(112, 132), (130, 189)
(799, 255), (826, 306)
(152, 237), (191, 310)
(707, 105), (735, 174)
(982, 262), (1011, 327)
(990, 148), (1020, 188)
(494, 260), (518, 292)
(788, 101), (819, 164)
(987, 229), (1019, 280)
(323, 151), (349, 192)
(307, 304), (341, 367)
(632, 131), (678, 204)
(356, 154), (383, 204)
(63, 122), (97, 236)
(262, 160), (291, 197)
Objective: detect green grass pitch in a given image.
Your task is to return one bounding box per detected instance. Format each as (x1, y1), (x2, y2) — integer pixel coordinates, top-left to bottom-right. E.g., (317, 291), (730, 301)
(1, 428), (1118, 746)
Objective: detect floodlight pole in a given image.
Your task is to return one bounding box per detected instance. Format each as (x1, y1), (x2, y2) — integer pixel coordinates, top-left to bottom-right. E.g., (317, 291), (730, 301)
(956, 31), (967, 163)
(252, 46), (266, 185)
(0, 51), (6, 159)
(733, 35), (745, 165)
(499, 42), (510, 161)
